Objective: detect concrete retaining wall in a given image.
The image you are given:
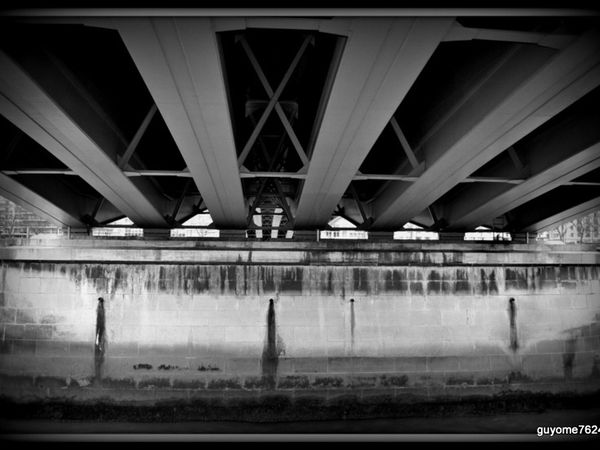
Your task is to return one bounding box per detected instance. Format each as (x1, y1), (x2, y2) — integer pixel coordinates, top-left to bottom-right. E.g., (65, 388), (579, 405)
(0, 239), (599, 412)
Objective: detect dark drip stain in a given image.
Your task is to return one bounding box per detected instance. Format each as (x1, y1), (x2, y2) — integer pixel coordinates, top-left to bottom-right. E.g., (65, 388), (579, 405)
(488, 270), (498, 294)
(508, 298), (518, 352)
(94, 297), (106, 385)
(158, 364), (181, 371)
(350, 298), (355, 351)
(591, 354), (600, 378)
(261, 299), (279, 389)
(563, 336), (577, 380)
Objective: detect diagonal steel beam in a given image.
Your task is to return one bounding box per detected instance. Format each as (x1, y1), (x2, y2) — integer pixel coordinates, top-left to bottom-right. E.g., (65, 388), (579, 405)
(116, 18), (247, 228)
(119, 104), (157, 170)
(91, 103), (158, 222)
(294, 18), (454, 228)
(245, 114), (292, 225)
(0, 51), (169, 227)
(507, 147), (526, 175)
(523, 196), (600, 233)
(372, 28), (600, 229)
(390, 116), (420, 169)
(442, 21), (576, 49)
(272, 179), (294, 226)
(169, 177), (192, 224)
(348, 182), (368, 224)
(38, 46), (164, 198)
(445, 100), (600, 230)
(0, 172), (84, 228)
(237, 35), (311, 167)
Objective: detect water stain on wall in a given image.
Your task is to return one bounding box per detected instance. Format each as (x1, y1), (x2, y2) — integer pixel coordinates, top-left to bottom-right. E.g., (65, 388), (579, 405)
(478, 269), (498, 295)
(509, 298), (518, 352)
(133, 364), (152, 370)
(94, 297), (106, 384)
(563, 336), (577, 380)
(261, 299), (279, 389)
(350, 298), (355, 352)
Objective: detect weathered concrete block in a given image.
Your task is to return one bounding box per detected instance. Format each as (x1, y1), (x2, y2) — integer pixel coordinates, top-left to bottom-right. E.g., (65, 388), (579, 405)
(426, 356), (460, 372)
(473, 341), (507, 356)
(352, 324), (380, 342)
(426, 296), (459, 311)
(3, 269), (21, 293)
(35, 340), (69, 356)
(441, 310), (467, 326)
(224, 358), (260, 375)
(15, 309), (37, 324)
(522, 354), (561, 377)
(351, 357), (394, 373)
(324, 322), (345, 341)
(569, 351), (595, 378)
(38, 310), (68, 325)
(426, 281), (452, 296)
(327, 357), (354, 373)
(0, 307), (16, 324)
(535, 339), (565, 354)
(4, 324), (25, 340)
(291, 326), (324, 344)
(138, 344), (190, 357)
(409, 310), (441, 326)
(420, 325), (452, 341)
(393, 356), (427, 372)
(350, 339), (385, 358)
(0, 339), (13, 353)
(23, 325), (54, 340)
(582, 336), (600, 352)
(52, 322), (94, 342)
(409, 282), (424, 296)
(400, 341), (444, 357)
(34, 375), (68, 389)
(489, 354), (517, 373)
(12, 340), (37, 355)
(106, 342), (139, 357)
(292, 357), (328, 374)
(18, 277), (42, 294)
(224, 326), (263, 344)
(457, 356), (491, 371)
(569, 295), (589, 309)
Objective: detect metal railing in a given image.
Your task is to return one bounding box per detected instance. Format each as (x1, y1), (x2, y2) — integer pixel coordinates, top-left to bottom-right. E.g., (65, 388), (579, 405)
(4, 225), (597, 245)
(0, 225), (67, 239)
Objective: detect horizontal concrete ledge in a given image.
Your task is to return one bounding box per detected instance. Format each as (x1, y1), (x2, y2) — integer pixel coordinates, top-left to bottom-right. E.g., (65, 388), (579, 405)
(0, 239), (599, 265)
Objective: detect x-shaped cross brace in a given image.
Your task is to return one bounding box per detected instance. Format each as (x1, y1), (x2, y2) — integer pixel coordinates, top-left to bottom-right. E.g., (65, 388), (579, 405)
(89, 104), (158, 224)
(245, 113), (296, 228)
(236, 34), (313, 169)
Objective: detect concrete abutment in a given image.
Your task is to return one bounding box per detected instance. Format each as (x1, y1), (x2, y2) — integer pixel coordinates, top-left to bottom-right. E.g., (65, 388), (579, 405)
(0, 238), (599, 420)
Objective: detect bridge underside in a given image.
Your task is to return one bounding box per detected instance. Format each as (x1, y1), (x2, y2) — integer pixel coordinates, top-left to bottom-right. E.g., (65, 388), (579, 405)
(1, 11), (600, 236)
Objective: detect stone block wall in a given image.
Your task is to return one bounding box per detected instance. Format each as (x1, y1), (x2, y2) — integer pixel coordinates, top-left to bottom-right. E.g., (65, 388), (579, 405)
(0, 240), (599, 408)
